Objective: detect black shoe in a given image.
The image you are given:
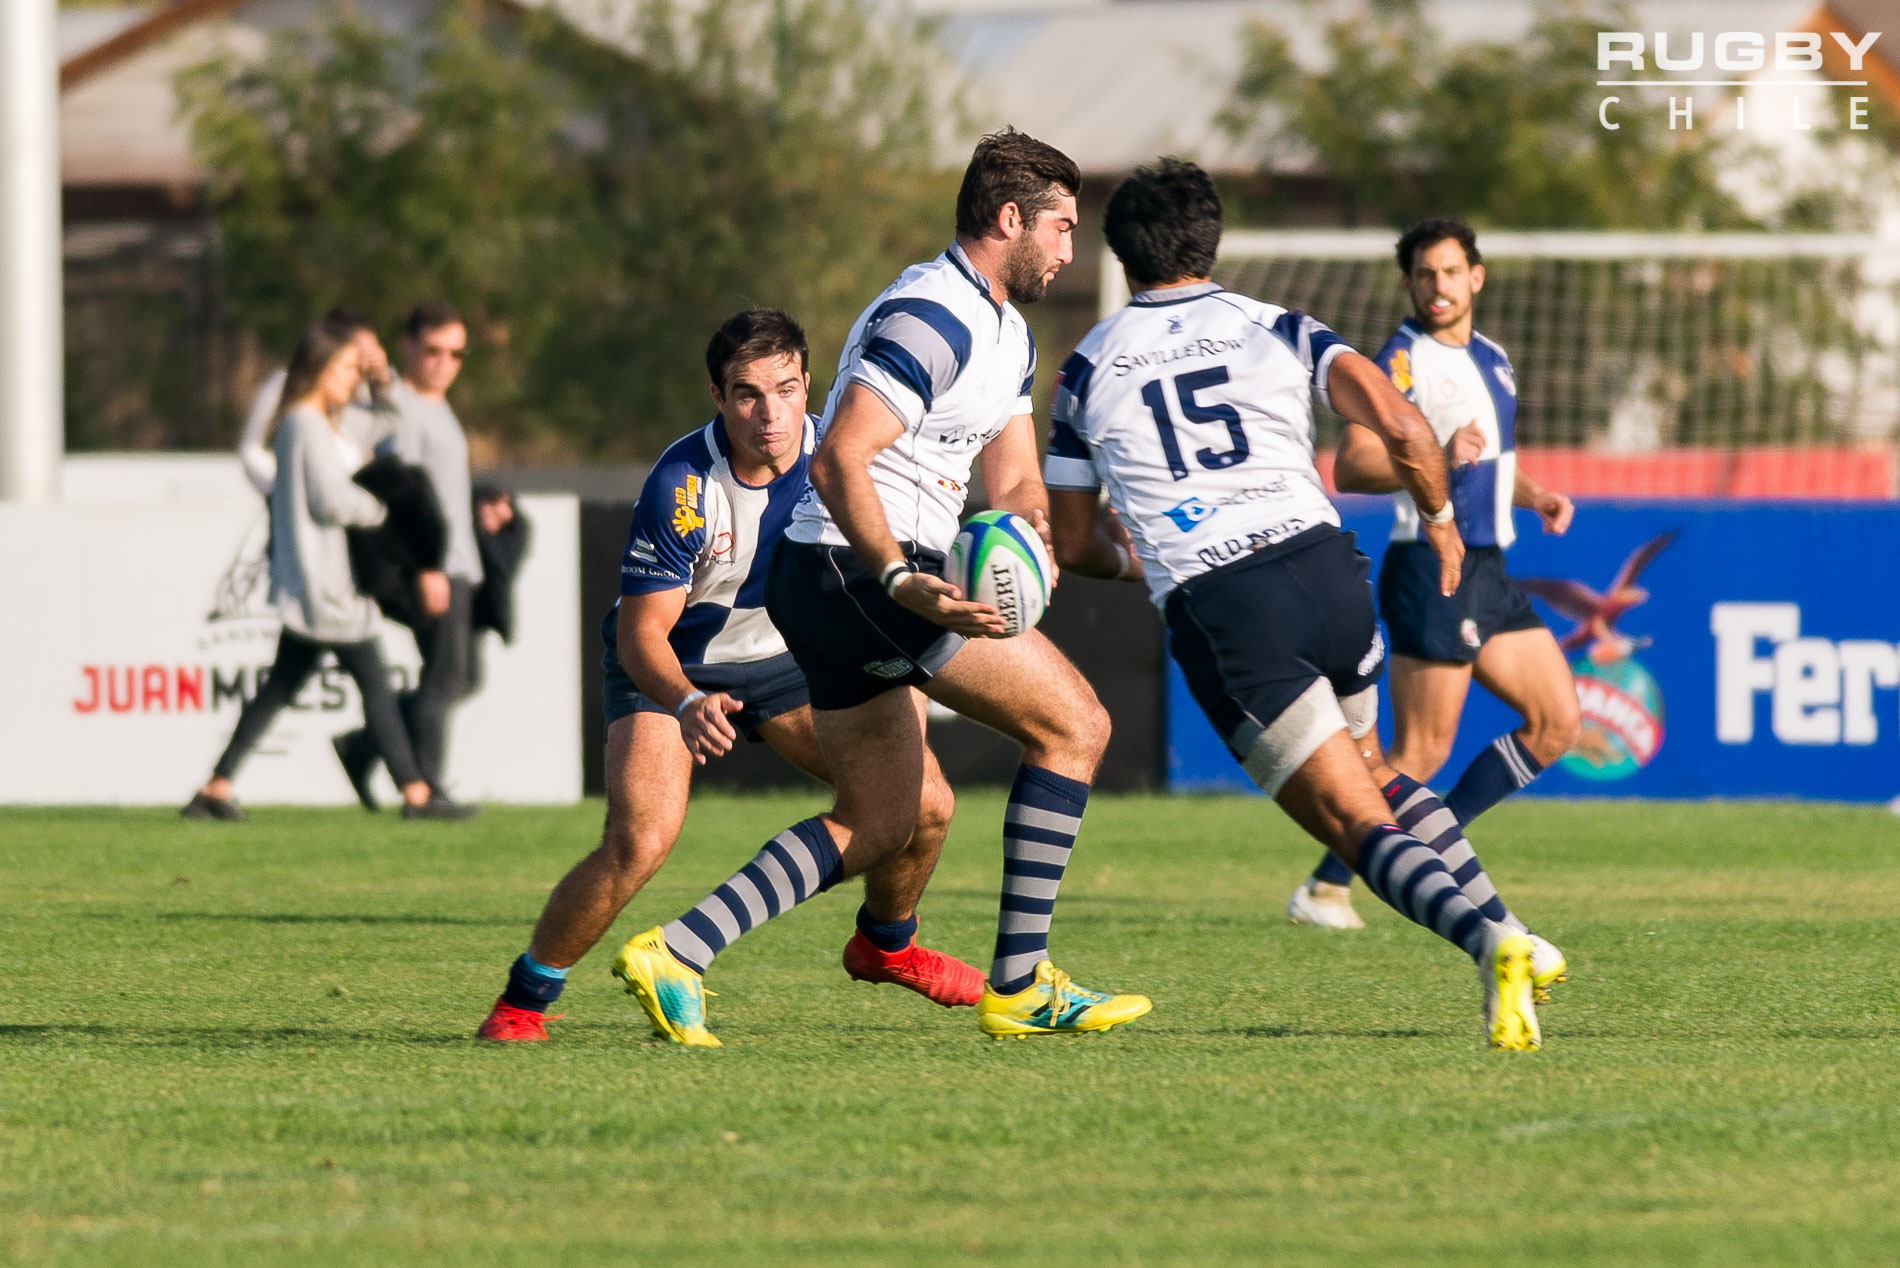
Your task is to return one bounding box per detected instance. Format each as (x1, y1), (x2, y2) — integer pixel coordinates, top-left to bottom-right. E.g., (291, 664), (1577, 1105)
(402, 795), (478, 821)
(181, 791), (246, 822)
(332, 731), (380, 812)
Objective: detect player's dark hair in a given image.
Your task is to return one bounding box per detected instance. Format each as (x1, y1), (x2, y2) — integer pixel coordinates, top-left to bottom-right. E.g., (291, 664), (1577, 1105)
(404, 300), (464, 340)
(955, 128), (1082, 238)
(705, 308), (809, 392)
(1102, 158), (1224, 288)
(1397, 218), (1481, 273)
(276, 316), (362, 419)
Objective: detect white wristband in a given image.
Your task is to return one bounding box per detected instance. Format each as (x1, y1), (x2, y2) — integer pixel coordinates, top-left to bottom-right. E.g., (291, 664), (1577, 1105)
(1112, 543), (1136, 580)
(878, 560), (913, 597)
(1422, 499), (1455, 525)
(674, 690), (707, 719)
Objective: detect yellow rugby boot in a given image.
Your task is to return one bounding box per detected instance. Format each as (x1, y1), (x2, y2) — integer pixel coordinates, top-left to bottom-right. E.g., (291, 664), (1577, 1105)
(1528, 933), (1568, 1005)
(1481, 926), (1541, 1052)
(976, 961), (1152, 1039)
(612, 927), (722, 1048)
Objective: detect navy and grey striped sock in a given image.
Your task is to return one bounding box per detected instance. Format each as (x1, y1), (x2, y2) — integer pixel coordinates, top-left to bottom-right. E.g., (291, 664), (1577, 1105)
(661, 817), (843, 974)
(991, 765), (1089, 994)
(1384, 773), (1522, 930)
(1444, 733), (1545, 825)
(1352, 825), (1492, 960)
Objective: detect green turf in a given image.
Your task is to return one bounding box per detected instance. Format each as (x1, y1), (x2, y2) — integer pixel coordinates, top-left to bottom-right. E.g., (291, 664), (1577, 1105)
(4, 795), (1899, 1265)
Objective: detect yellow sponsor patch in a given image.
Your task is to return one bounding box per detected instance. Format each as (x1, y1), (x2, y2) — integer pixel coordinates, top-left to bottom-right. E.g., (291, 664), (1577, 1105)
(1389, 347), (1413, 396)
(671, 476), (704, 536)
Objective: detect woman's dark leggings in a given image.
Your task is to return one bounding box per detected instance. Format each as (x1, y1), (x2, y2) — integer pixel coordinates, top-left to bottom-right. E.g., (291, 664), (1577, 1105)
(212, 629), (424, 788)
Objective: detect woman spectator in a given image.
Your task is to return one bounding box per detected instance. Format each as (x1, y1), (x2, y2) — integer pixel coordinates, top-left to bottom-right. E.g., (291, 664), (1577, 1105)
(235, 306), (393, 497)
(184, 317), (468, 821)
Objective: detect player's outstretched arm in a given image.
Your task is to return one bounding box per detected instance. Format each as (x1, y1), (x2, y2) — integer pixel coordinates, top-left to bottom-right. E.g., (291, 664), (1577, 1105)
(1514, 464), (1574, 535)
(1048, 490), (1140, 582)
(1327, 351), (1463, 596)
(617, 592), (742, 764)
(813, 383), (1003, 636)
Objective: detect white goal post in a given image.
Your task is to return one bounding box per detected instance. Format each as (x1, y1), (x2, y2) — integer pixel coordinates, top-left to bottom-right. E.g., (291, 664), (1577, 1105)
(1099, 230), (1900, 457)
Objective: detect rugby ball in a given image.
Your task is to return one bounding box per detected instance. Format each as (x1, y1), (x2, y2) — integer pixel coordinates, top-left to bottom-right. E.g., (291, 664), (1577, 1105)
(948, 510), (1052, 637)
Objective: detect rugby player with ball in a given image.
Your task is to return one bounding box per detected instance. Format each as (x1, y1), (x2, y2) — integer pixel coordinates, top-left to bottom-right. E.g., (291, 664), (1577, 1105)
(613, 129), (1151, 1045)
(1047, 159), (1548, 1050)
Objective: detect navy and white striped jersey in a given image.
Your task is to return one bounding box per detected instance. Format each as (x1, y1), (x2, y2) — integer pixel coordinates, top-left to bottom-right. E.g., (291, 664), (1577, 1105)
(1377, 318), (1519, 549)
(1044, 282), (1350, 607)
(787, 241), (1036, 553)
(607, 415), (817, 667)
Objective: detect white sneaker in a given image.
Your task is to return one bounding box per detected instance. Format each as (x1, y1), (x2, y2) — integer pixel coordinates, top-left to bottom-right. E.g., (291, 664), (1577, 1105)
(1479, 923), (1540, 1051)
(1286, 878), (1365, 930)
(1527, 933), (1568, 1004)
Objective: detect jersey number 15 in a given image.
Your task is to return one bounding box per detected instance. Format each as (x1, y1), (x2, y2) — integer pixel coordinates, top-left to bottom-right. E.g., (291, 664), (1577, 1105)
(1140, 366), (1247, 481)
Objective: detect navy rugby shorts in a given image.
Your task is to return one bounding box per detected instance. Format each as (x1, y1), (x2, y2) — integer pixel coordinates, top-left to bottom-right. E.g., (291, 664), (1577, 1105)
(1165, 525), (1386, 796)
(1377, 542), (1543, 664)
(764, 540), (966, 712)
(601, 647), (809, 740)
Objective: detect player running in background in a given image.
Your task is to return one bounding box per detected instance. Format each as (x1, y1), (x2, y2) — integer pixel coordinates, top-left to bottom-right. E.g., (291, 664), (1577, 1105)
(1286, 219), (1580, 932)
(477, 309), (978, 1043)
(612, 129), (1151, 1046)
(1048, 160), (1552, 1049)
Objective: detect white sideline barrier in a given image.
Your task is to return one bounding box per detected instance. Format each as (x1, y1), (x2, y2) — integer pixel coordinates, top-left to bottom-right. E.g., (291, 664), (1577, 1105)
(0, 492), (581, 805)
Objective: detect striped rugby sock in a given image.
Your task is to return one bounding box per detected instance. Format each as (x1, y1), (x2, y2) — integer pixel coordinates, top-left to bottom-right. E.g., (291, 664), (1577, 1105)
(661, 817), (843, 974)
(1352, 825), (1492, 960)
(1444, 732), (1545, 825)
(991, 765), (1089, 995)
(1384, 773), (1524, 931)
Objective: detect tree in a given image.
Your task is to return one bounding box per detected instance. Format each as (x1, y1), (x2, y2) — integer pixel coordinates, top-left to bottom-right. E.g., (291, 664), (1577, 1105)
(1221, 0), (1763, 230)
(179, 0), (957, 460)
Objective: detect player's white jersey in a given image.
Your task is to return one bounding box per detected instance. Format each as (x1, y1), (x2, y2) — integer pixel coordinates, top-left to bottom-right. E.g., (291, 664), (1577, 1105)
(787, 241), (1035, 553)
(1377, 317), (1519, 549)
(1043, 282), (1350, 607)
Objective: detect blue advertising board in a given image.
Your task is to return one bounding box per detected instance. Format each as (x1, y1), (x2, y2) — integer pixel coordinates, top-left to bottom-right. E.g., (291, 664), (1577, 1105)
(1167, 499), (1900, 802)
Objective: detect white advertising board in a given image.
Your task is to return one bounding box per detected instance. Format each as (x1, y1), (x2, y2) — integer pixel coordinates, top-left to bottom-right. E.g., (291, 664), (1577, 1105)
(0, 493), (580, 804)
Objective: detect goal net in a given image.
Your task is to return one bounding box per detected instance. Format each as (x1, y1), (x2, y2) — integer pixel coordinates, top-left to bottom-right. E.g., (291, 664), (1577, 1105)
(1101, 231), (1900, 497)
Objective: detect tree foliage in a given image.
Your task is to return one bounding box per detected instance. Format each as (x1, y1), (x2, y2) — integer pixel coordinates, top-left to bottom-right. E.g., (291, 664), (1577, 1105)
(1221, 0), (1772, 229)
(180, 0), (956, 460)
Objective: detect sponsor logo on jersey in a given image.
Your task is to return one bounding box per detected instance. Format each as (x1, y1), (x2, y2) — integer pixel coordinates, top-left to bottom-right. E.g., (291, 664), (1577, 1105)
(1167, 316), (1185, 334)
(1491, 362), (1517, 396)
(1163, 497), (1220, 532)
(1195, 519), (1310, 567)
(1110, 336), (1248, 377)
(709, 530), (734, 560)
(628, 536), (660, 564)
(1388, 347), (1412, 395)
(672, 475), (704, 537)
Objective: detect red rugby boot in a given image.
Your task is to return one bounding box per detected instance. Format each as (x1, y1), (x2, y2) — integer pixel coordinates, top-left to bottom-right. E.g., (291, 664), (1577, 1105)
(476, 997), (558, 1042)
(842, 930), (984, 1007)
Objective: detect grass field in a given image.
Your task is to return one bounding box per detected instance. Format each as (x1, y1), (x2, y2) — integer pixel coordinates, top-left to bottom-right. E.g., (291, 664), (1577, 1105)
(4, 794), (1899, 1265)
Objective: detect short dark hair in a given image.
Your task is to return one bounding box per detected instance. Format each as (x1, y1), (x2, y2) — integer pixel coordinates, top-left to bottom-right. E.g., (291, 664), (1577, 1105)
(954, 128), (1082, 238)
(1396, 218), (1481, 273)
(404, 300), (464, 340)
(1103, 158), (1223, 288)
(705, 308), (809, 392)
